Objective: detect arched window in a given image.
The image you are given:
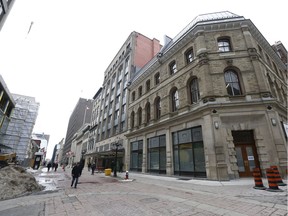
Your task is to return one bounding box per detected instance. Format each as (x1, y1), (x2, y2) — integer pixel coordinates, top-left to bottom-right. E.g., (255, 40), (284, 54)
(218, 38), (231, 52)
(224, 70), (242, 96)
(155, 72), (160, 85)
(132, 91), (135, 101)
(169, 61), (177, 75)
(138, 86), (143, 98)
(185, 48), (194, 64)
(189, 78), (200, 104)
(171, 89), (179, 112)
(146, 102), (151, 123)
(138, 107), (142, 126)
(155, 97), (161, 120)
(130, 111), (135, 128)
(146, 79), (151, 92)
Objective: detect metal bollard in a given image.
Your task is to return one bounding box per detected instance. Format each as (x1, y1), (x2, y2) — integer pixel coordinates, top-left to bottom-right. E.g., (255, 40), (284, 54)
(125, 171), (129, 180)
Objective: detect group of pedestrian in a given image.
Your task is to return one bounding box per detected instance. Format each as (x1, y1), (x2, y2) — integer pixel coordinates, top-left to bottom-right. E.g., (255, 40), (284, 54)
(46, 162), (58, 172)
(88, 162), (96, 175)
(70, 161), (97, 188)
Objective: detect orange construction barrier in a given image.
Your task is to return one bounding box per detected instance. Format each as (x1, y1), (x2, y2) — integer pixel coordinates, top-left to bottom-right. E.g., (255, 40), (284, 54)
(270, 166), (287, 186)
(253, 168), (266, 190)
(266, 168), (283, 192)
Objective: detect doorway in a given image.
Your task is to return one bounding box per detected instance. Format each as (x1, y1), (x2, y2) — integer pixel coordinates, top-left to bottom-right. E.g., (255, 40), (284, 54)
(232, 130), (260, 177)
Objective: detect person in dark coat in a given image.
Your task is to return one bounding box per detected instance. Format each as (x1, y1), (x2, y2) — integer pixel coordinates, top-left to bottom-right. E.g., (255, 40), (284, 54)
(71, 163), (81, 188)
(54, 163), (58, 172)
(91, 163), (96, 175)
(47, 163), (52, 172)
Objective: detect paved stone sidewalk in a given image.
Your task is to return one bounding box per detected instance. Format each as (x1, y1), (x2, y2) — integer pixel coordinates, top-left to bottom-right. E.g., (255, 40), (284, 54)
(0, 167), (287, 216)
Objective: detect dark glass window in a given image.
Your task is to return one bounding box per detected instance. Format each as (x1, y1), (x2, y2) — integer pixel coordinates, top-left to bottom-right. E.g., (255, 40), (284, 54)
(138, 107), (142, 126)
(146, 103), (151, 123)
(155, 73), (160, 85)
(155, 97), (161, 120)
(132, 91), (135, 101)
(131, 111), (135, 128)
(146, 80), (150, 92)
(138, 86), (142, 97)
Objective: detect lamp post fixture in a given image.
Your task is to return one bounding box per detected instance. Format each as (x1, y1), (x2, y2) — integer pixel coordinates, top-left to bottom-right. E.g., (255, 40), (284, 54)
(112, 139), (122, 177)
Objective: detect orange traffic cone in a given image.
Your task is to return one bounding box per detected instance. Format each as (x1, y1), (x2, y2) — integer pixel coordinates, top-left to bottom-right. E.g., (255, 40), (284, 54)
(266, 168), (283, 192)
(253, 168), (266, 190)
(270, 166), (287, 186)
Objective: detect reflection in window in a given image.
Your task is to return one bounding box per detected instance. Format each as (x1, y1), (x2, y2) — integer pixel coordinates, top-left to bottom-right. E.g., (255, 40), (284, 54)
(190, 78), (200, 104)
(224, 70), (242, 96)
(169, 61), (177, 75)
(185, 48), (194, 63)
(171, 89), (179, 112)
(218, 38), (231, 52)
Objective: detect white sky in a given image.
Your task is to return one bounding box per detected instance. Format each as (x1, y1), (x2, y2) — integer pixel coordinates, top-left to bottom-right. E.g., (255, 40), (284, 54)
(0, 0), (287, 159)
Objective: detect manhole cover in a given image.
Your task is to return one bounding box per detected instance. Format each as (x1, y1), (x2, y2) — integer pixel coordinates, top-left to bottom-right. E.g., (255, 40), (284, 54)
(139, 198), (159, 203)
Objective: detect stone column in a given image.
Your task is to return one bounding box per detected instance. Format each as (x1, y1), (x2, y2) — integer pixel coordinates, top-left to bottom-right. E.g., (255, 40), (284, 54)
(165, 128), (173, 175)
(142, 135), (147, 173)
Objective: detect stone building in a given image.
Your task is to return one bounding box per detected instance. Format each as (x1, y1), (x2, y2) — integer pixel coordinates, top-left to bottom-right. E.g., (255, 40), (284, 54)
(126, 11), (287, 180)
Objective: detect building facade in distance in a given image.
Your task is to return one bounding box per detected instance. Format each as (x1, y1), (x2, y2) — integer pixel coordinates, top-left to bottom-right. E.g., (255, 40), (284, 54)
(126, 11), (287, 180)
(87, 32), (161, 171)
(62, 98), (93, 162)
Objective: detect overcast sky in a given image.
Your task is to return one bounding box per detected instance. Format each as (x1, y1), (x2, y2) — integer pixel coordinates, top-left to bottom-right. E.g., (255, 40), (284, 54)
(0, 0), (286, 159)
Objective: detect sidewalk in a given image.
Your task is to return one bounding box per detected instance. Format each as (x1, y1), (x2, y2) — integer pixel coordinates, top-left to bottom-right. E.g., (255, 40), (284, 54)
(0, 167), (287, 216)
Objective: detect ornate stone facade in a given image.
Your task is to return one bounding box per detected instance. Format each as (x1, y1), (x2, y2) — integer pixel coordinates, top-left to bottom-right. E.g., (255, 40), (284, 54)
(126, 12), (287, 180)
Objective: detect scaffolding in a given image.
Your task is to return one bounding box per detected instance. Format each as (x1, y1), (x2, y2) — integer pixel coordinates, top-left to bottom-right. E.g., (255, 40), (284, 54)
(0, 94), (39, 165)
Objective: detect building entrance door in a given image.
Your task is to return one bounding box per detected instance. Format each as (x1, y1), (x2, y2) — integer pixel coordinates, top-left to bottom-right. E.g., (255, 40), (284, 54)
(232, 130), (260, 177)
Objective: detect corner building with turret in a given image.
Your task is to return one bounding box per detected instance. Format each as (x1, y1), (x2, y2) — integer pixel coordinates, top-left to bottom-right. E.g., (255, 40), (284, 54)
(125, 11), (287, 180)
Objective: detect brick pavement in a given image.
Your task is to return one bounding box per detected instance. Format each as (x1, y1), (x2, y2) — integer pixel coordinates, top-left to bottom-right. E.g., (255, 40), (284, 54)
(0, 167), (287, 216)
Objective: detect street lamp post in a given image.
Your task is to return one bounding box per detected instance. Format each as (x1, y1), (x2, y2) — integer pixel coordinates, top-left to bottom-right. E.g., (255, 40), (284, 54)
(113, 140), (122, 177)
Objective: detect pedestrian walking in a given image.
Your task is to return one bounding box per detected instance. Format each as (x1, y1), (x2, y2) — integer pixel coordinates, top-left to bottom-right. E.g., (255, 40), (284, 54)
(91, 163), (96, 175)
(88, 162), (91, 171)
(47, 162), (52, 172)
(54, 162), (58, 172)
(71, 163), (81, 188)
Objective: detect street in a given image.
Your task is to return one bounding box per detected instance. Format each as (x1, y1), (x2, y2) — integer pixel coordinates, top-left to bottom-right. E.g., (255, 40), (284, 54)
(0, 167), (287, 216)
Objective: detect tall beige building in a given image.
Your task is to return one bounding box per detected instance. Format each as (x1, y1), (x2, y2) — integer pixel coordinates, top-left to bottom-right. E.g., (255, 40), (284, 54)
(86, 32), (161, 171)
(126, 11), (287, 180)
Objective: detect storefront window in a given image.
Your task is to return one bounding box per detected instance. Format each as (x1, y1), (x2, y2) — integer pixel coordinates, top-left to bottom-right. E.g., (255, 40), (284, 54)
(173, 126), (206, 177)
(130, 140), (143, 171)
(147, 135), (166, 174)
